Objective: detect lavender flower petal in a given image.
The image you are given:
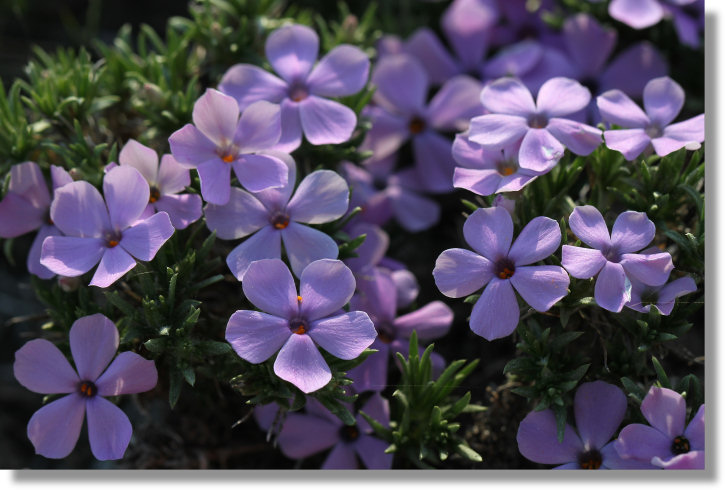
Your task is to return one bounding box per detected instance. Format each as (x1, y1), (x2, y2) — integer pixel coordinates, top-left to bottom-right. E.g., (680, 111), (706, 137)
(603, 129), (652, 160)
(610, 211), (655, 253)
(265, 24), (318, 83)
(241, 259), (298, 318)
(233, 153), (288, 193)
(654, 450), (704, 469)
(620, 252), (673, 286)
(568, 205), (611, 250)
(307, 45), (370, 97)
(226, 311), (291, 363)
(574, 381), (627, 451)
(662, 114), (705, 143)
(655, 276), (698, 315)
(218, 64), (287, 110)
(233, 100), (282, 152)
(545, 119), (602, 156)
(596, 90), (650, 127)
(508, 216), (561, 265)
(278, 412), (339, 458)
(226, 226), (282, 280)
(404, 28), (459, 84)
(684, 405), (705, 450)
(510, 265), (569, 311)
(390, 187), (441, 232)
(516, 409), (583, 464)
(412, 131), (456, 193)
(156, 154), (191, 194)
(356, 434), (393, 469)
(119, 212), (173, 261)
(27, 224), (59, 279)
(322, 443), (358, 469)
(50, 181), (110, 238)
(299, 259), (356, 320)
(196, 158), (231, 205)
(470, 279), (519, 340)
(594, 261), (628, 312)
(192, 89), (239, 145)
(518, 128), (565, 173)
(154, 194), (202, 230)
(643, 76), (685, 128)
(609, 0), (664, 29)
(615, 423), (672, 460)
(27, 394), (85, 459)
(433, 248), (493, 298)
(287, 170), (349, 224)
(426, 76), (483, 131)
(298, 96), (357, 145)
(85, 396), (132, 460)
(641, 387), (686, 438)
(281, 222), (340, 277)
(119, 139), (159, 183)
(599, 42), (667, 97)
(480, 77), (536, 116)
(393, 301), (453, 340)
(309, 312), (376, 359)
(89, 246), (138, 288)
(40, 236), (106, 277)
(463, 207), (513, 261)
(274, 334), (331, 393)
(275, 100), (304, 152)
(69, 313), (119, 382)
(561, 245), (607, 278)
(95, 351), (158, 396)
(204, 188), (268, 239)
(103, 166), (150, 231)
(0, 192), (45, 238)
(14, 339), (79, 394)
(564, 14), (616, 78)
(168, 124), (218, 167)
(536, 77), (591, 117)
(372, 55), (428, 114)
(442, 0), (497, 69)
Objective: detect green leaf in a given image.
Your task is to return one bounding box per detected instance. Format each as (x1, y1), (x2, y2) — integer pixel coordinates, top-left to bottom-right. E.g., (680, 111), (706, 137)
(651, 356), (671, 389)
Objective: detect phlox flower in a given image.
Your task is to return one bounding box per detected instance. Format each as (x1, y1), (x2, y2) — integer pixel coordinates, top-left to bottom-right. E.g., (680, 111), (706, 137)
(225, 259), (377, 393)
(608, 0), (703, 48)
(615, 386), (705, 469)
(561, 206), (673, 313)
(40, 166), (174, 288)
(219, 24), (370, 151)
(597, 76), (704, 160)
(277, 394), (393, 469)
(468, 77), (602, 174)
(517, 381), (656, 469)
(626, 269), (697, 316)
(168, 89), (288, 205)
(433, 206), (569, 340)
(204, 153), (349, 279)
(13, 313), (157, 460)
(112, 139), (202, 229)
(0, 161), (72, 278)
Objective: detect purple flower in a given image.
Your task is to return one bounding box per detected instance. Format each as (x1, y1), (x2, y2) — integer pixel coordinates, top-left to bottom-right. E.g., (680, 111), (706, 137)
(615, 386), (704, 469)
(626, 274), (697, 315)
(608, 0), (703, 47)
(452, 134), (540, 195)
(168, 89), (288, 205)
(204, 154), (349, 279)
(218, 24), (370, 151)
(277, 394), (393, 469)
(361, 54), (482, 193)
(114, 139), (202, 229)
(0, 162), (72, 279)
(433, 207), (569, 340)
(40, 166), (175, 288)
(597, 77), (704, 160)
(13, 313), (157, 460)
(225, 259), (377, 393)
(517, 381), (656, 469)
(561, 206), (674, 312)
(469, 77), (602, 174)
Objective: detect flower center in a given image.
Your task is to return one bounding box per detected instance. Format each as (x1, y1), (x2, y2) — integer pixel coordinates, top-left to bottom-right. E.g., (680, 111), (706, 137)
(578, 449), (603, 470)
(104, 231), (122, 248)
(603, 247), (621, 263)
(496, 159), (518, 177)
(494, 258), (516, 280)
(78, 380), (97, 398)
(640, 289), (660, 307)
(149, 186), (161, 203)
(288, 83), (309, 102)
(527, 113), (549, 129)
(271, 212), (291, 230)
(376, 323), (395, 344)
(409, 116), (426, 134)
(289, 317), (309, 335)
(339, 424), (360, 442)
(671, 436), (691, 455)
(218, 144), (239, 163)
(645, 123), (663, 139)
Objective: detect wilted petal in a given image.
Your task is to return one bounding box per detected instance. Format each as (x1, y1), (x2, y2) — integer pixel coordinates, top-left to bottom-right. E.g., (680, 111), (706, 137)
(233, 100), (282, 152)
(620, 252), (673, 286)
(96, 351), (158, 396)
(518, 128), (564, 173)
(14, 339), (79, 394)
(594, 261), (628, 312)
(234, 153), (289, 193)
(561, 245), (607, 279)
(517, 409), (583, 464)
(463, 207), (513, 260)
(119, 212), (173, 261)
(470, 279), (519, 340)
(596, 90), (650, 128)
(603, 129), (652, 160)
(299, 259), (356, 320)
(546, 118), (601, 156)
(89, 246), (137, 288)
(510, 265), (569, 312)
(168, 124), (218, 167)
(27, 394), (85, 459)
(508, 216), (561, 265)
(309, 311), (376, 360)
(104, 166), (150, 231)
(298, 96), (357, 145)
(641, 386), (686, 438)
(433, 248), (492, 298)
(218, 64), (288, 110)
(608, 0), (664, 29)
(643, 77), (685, 128)
(480, 77), (536, 116)
(225, 226), (282, 281)
(274, 334), (331, 393)
(266, 24), (319, 83)
(225, 310), (291, 363)
(307, 44), (370, 97)
(86, 396), (132, 460)
(192, 89), (240, 146)
(536, 77), (591, 117)
(241, 258), (298, 318)
(574, 381), (627, 451)
(118, 139), (159, 183)
(40, 236), (105, 277)
(568, 205), (610, 250)
(70, 313), (119, 382)
(287, 170), (349, 224)
(282, 222), (340, 278)
(50, 181), (110, 238)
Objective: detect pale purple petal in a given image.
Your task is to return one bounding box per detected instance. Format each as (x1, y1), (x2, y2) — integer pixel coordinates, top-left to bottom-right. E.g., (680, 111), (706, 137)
(40, 236), (105, 277)
(27, 393), (85, 459)
(343, 222), (388, 273)
(249, 150), (297, 210)
(603, 129), (653, 160)
(670, 7), (701, 49)
(197, 158), (231, 205)
(225, 226), (282, 281)
(426, 76), (483, 131)
(168, 124), (218, 167)
(95, 352), (157, 396)
(27, 224), (58, 279)
(241, 258), (298, 318)
(273, 99), (303, 152)
(287, 170), (349, 224)
(358, 106), (409, 159)
(620, 252), (673, 286)
(483, 40), (542, 80)
(103, 166), (150, 231)
(156, 154), (191, 194)
(50, 165), (74, 189)
(596, 90), (650, 128)
(510, 265), (569, 311)
(641, 386), (686, 438)
(204, 187), (268, 239)
(119, 212), (173, 261)
(654, 450), (705, 469)
(643, 77), (685, 128)
(218, 64), (288, 110)
(89, 246), (138, 288)
(519, 48), (578, 94)
(609, 0), (664, 29)
(656, 276), (698, 315)
(274, 334), (331, 393)
(516, 409), (583, 464)
(154, 194), (202, 229)
(0, 192), (46, 238)
(265, 24), (319, 83)
(14, 339), (79, 394)
(442, 0), (497, 69)
(568, 205), (611, 250)
(508, 216), (561, 265)
(86, 395), (132, 460)
(574, 381), (627, 450)
(225, 310), (291, 363)
(9, 161), (51, 208)
(651, 136), (696, 157)
(610, 211), (655, 253)
(453, 168), (500, 196)
(594, 261), (628, 312)
(354, 267), (398, 323)
(662, 114), (704, 144)
(348, 342), (389, 393)
(356, 435), (393, 469)
(233, 100), (282, 152)
(463, 207), (513, 260)
(233, 153), (289, 193)
(615, 423), (672, 461)
(684, 404), (705, 450)
(545, 119), (602, 156)
(563, 14), (616, 78)
(50, 181), (110, 238)
(479, 77), (536, 116)
(277, 412), (339, 458)
(281, 222), (340, 278)
(470, 279), (519, 340)
(404, 28), (460, 85)
(371, 54), (428, 114)
(412, 131), (456, 193)
(192, 89), (240, 146)
(433, 248), (493, 298)
(518, 128), (565, 173)
(600, 441), (659, 469)
(118, 139), (159, 183)
(536, 77), (591, 117)
(309, 312), (376, 360)
(322, 442), (359, 469)
(298, 96), (357, 145)
(390, 187), (440, 232)
(307, 44), (370, 97)
(561, 245), (607, 279)
(599, 42), (668, 97)
(69, 313), (119, 382)
(299, 259), (356, 321)
(393, 301), (453, 341)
